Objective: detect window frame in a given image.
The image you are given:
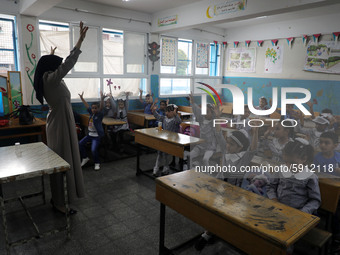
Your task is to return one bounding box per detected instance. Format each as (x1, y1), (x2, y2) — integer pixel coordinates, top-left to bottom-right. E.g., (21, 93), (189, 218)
(38, 20), (149, 102)
(0, 16), (19, 72)
(159, 36), (223, 97)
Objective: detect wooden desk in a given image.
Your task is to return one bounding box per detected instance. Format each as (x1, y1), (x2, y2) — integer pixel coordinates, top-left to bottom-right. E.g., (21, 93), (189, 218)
(156, 170), (320, 255)
(79, 114), (126, 133)
(0, 142), (70, 254)
(178, 111), (192, 119)
(127, 111), (156, 127)
(0, 118), (46, 144)
(134, 128), (204, 175)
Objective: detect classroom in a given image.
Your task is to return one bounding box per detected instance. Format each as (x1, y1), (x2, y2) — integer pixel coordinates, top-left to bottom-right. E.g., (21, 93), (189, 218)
(1, 0), (340, 254)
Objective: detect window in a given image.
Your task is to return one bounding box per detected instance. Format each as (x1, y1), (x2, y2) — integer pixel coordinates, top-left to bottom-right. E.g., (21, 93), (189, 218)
(160, 78), (190, 96)
(103, 78), (147, 98)
(161, 38), (192, 75)
(39, 20), (148, 101)
(103, 29), (123, 75)
(210, 43), (221, 76)
(39, 21), (70, 59)
(0, 15), (18, 73)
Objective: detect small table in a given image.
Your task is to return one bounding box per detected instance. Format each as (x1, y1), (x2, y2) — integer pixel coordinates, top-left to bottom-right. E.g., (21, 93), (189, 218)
(0, 142), (71, 254)
(0, 118), (46, 145)
(79, 114), (126, 132)
(134, 128), (204, 175)
(156, 170), (320, 255)
(127, 111), (155, 127)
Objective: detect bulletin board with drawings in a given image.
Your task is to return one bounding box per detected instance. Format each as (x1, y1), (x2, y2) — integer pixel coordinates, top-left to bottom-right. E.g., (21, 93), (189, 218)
(0, 71), (23, 115)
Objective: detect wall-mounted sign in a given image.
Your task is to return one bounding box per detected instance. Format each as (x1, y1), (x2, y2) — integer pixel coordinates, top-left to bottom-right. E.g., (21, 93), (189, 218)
(206, 0), (246, 19)
(158, 15), (178, 27)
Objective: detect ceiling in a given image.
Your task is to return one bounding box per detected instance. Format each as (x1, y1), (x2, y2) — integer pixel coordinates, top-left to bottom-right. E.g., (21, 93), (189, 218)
(85, 0), (201, 14)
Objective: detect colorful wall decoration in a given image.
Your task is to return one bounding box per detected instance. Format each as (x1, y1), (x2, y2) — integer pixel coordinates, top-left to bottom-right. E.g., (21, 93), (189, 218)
(21, 15), (39, 105)
(304, 41), (340, 74)
(196, 43), (209, 68)
(161, 37), (176, 66)
(206, 0), (246, 19)
(226, 47), (256, 73)
(264, 45), (284, 73)
(158, 15), (178, 27)
(8, 71), (23, 110)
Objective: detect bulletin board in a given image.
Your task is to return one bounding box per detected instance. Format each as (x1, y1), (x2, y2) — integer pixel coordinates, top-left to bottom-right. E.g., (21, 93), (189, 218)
(8, 71), (23, 110)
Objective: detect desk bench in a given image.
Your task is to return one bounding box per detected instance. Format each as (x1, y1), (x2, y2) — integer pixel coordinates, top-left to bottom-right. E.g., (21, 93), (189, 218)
(156, 170), (320, 255)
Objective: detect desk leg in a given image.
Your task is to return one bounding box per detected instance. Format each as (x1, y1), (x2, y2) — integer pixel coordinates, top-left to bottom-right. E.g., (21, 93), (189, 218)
(41, 176), (46, 204)
(0, 185), (10, 255)
(159, 203), (166, 255)
(136, 144), (142, 176)
(63, 173), (71, 239)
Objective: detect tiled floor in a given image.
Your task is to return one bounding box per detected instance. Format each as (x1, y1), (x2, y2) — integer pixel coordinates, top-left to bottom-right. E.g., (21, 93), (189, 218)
(0, 148), (333, 255)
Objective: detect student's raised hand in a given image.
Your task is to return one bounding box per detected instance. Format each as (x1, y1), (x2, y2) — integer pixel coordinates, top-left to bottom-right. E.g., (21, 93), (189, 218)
(139, 89), (143, 95)
(78, 91), (84, 99)
(214, 104), (223, 118)
(50, 46), (57, 55)
(100, 91), (105, 99)
(166, 99), (169, 105)
(79, 21), (89, 41)
(306, 101), (314, 108)
(151, 105), (157, 112)
(188, 91), (194, 104)
(154, 98), (159, 104)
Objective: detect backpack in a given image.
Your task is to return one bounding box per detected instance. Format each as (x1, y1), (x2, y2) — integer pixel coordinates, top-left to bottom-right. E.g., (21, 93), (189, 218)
(10, 105), (38, 125)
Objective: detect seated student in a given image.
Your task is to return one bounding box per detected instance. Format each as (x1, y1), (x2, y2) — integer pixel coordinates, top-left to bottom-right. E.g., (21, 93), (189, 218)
(282, 104), (302, 120)
(267, 138), (321, 255)
(233, 105), (252, 140)
(151, 98), (169, 117)
(111, 92), (130, 151)
(184, 92), (218, 169)
(255, 96), (269, 111)
(320, 108), (339, 132)
(195, 117), (258, 251)
(151, 104), (182, 176)
(314, 131), (340, 175)
(78, 92), (105, 171)
(103, 93), (115, 118)
(262, 120), (295, 163)
(139, 88), (156, 127)
(246, 174), (268, 196)
(295, 115), (329, 149)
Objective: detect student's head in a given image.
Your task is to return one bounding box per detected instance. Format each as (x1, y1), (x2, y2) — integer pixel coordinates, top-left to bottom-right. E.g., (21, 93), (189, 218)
(226, 130), (250, 154)
(273, 119), (295, 139)
(321, 108), (333, 114)
(244, 105), (251, 118)
(160, 100), (167, 111)
(117, 99), (125, 109)
(165, 104), (177, 118)
(312, 116), (329, 132)
(145, 94), (151, 104)
(91, 102), (100, 114)
(205, 104), (215, 120)
(319, 132), (338, 154)
(286, 104), (294, 113)
(259, 97), (268, 108)
(283, 138), (314, 167)
(104, 97), (111, 109)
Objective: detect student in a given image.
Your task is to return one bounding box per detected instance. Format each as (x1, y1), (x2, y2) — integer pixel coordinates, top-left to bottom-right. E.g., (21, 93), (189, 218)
(151, 104), (182, 176)
(111, 92), (130, 151)
(267, 138), (321, 214)
(282, 104), (302, 121)
(103, 94), (115, 118)
(262, 120), (295, 163)
(295, 115), (329, 148)
(320, 108), (339, 132)
(246, 174), (268, 196)
(139, 88), (156, 126)
(152, 98), (168, 117)
(314, 131), (340, 175)
(195, 119), (258, 251)
(185, 92), (218, 169)
(267, 138), (321, 254)
(255, 96), (269, 110)
(233, 105), (252, 140)
(78, 92), (104, 171)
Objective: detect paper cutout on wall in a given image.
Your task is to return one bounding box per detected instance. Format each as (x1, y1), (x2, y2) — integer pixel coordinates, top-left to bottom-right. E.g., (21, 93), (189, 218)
(245, 40), (251, 47)
(313, 34), (321, 44)
(257, 40), (264, 47)
(286, 37), (294, 48)
(264, 46), (284, 73)
(234, 41), (239, 48)
(161, 37), (176, 66)
(223, 42), (227, 49)
(333, 32), (340, 42)
(196, 43), (210, 68)
(303, 35), (309, 47)
(304, 41), (340, 74)
(227, 47), (256, 73)
(271, 39), (278, 46)
(206, 0), (246, 19)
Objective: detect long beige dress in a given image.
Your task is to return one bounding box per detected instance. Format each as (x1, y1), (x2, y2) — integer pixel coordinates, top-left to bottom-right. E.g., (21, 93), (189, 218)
(43, 48), (85, 205)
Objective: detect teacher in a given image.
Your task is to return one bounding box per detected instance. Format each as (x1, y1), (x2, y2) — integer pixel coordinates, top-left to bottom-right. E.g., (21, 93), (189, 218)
(33, 21), (88, 214)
